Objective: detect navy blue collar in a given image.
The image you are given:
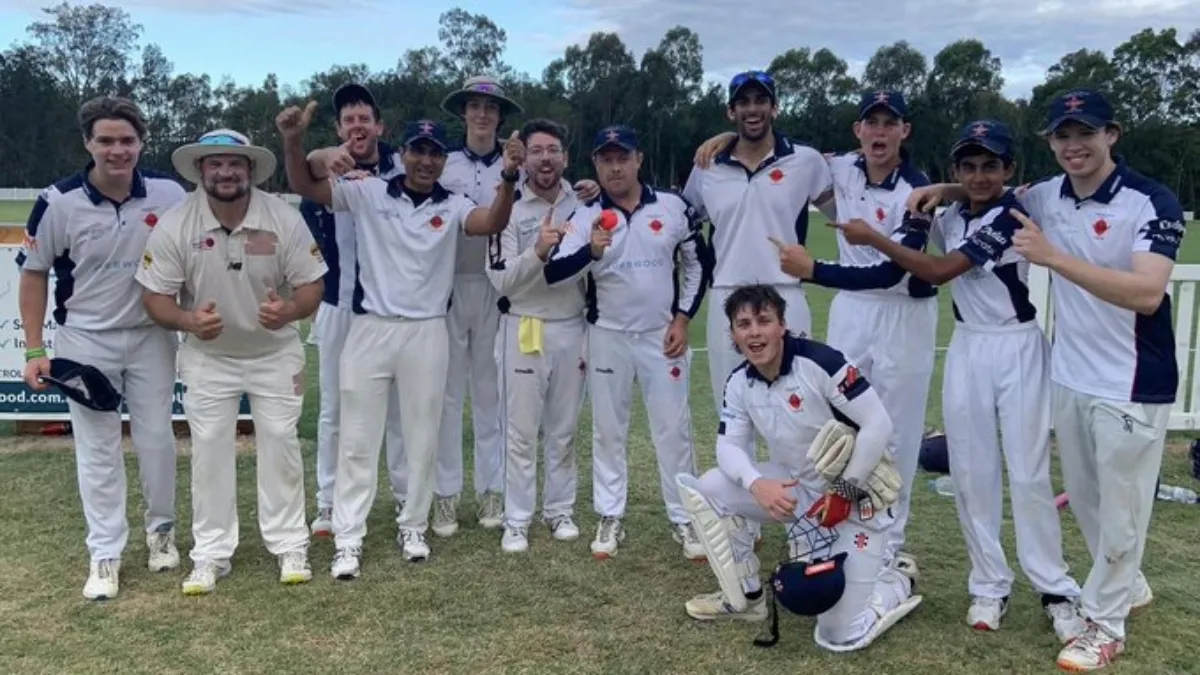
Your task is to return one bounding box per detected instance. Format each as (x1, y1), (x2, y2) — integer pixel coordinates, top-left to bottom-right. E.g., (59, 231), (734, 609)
(746, 333), (800, 384)
(461, 140), (503, 167)
(1060, 156), (1128, 205)
(386, 176), (450, 203)
(957, 189), (1021, 221)
(714, 129), (795, 168)
(598, 183), (658, 213)
(853, 149), (912, 191)
(80, 161), (147, 205)
(375, 142), (396, 175)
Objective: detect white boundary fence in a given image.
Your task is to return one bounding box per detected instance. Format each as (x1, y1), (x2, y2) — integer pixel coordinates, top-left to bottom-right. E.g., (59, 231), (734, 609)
(1027, 265), (1200, 431)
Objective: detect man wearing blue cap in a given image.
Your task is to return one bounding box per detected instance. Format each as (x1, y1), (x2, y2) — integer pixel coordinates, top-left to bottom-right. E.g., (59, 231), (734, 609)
(278, 102), (520, 577)
(908, 90), (1183, 671)
(543, 125), (712, 561)
(834, 119), (1086, 644)
(674, 284), (919, 653)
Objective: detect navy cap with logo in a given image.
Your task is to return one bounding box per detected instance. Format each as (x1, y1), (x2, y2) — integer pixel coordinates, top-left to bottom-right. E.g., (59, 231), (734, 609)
(950, 119), (1016, 161)
(1043, 89), (1117, 134)
(39, 358), (123, 413)
(728, 70), (777, 105)
(402, 119), (449, 150)
(332, 83), (377, 115)
(592, 125), (639, 154)
(858, 90), (907, 121)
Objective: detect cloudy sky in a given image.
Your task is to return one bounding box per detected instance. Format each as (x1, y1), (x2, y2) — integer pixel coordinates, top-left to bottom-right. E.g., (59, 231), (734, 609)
(1, 0), (1197, 99)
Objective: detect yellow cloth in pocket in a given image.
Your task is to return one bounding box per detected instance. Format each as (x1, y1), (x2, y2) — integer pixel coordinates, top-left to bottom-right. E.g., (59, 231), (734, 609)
(518, 316), (544, 354)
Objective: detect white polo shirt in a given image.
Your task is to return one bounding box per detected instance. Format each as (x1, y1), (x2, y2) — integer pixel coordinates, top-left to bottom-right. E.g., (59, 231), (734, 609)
(136, 189), (327, 359)
(330, 176), (477, 319)
(682, 131), (832, 288)
(544, 185), (711, 332)
(929, 192), (1037, 326)
(484, 178), (584, 321)
(299, 142), (403, 310)
(440, 144), (505, 278)
(716, 334), (879, 492)
(1018, 161), (1186, 403)
(16, 166), (186, 330)
(816, 152), (936, 299)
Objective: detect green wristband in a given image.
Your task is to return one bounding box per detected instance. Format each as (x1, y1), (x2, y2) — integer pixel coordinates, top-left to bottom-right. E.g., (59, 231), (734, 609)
(25, 347), (47, 361)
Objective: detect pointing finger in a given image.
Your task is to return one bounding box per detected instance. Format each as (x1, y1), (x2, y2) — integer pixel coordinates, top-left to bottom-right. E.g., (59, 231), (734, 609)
(1009, 208), (1039, 231)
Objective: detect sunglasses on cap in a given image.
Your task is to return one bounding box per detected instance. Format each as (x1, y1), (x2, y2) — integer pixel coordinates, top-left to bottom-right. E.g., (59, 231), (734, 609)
(730, 71), (775, 89)
(197, 134), (248, 146)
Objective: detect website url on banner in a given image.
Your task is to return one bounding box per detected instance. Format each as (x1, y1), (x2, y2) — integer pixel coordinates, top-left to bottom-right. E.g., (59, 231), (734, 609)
(0, 388), (65, 405)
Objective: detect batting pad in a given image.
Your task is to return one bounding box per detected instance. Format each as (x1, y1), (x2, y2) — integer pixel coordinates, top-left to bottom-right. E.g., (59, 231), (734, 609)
(678, 475), (748, 612)
(813, 594), (923, 653)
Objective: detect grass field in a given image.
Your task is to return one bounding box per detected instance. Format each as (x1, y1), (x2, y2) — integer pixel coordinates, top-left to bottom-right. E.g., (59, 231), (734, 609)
(1, 199), (1199, 674)
(0, 200), (33, 223)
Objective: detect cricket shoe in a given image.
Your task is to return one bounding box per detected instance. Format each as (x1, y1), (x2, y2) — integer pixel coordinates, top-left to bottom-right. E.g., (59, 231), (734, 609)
(181, 559), (232, 596)
(545, 515), (579, 541)
(590, 517), (625, 560)
(1056, 622), (1124, 672)
(147, 523), (180, 572)
(399, 528), (430, 562)
(310, 507), (333, 537)
(672, 522), (706, 562)
(967, 595), (1009, 631)
(1129, 571), (1153, 612)
(278, 549), (312, 585)
(431, 495), (459, 537)
(501, 524), (529, 553)
(83, 558), (120, 601)
(477, 490), (504, 529)
(331, 546), (361, 580)
(685, 589), (768, 622)
(1043, 594), (1088, 644)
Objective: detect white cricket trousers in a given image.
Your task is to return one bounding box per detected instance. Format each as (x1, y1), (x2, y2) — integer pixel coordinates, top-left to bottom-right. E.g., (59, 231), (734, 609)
(825, 291), (937, 560)
(437, 274), (504, 497)
(178, 340), (308, 563)
(54, 325), (178, 563)
(333, 314), (450, 547)
(497, 314), (587, 527)
(588, 324), (697, 524)
(942, 321), (1079, 600)
(1052, 383), (1169, 640)
(706, 284), (812, 413)
(682, 464), (911, 647)
(313, 302), (406, 509)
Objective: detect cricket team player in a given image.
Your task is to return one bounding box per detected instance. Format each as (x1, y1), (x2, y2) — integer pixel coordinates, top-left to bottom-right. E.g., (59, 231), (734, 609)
(836, 119), (1086, 642)
(18, 96), (185, 600)
(694, 91), (936, 567)
(677, 284), (920, 653)
(299, 83), (408, 536)
(138, 128), (327, 594)
(278, 101), (518, 576)
(484, 118), (587, 553)
(909, 89), (1181, 671)
(544, 125), (711, 560)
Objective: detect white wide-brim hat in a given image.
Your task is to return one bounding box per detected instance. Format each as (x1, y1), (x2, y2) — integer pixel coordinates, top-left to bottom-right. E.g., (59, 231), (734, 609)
(440, 75), (524, 119)
(171, 129), (277, 186)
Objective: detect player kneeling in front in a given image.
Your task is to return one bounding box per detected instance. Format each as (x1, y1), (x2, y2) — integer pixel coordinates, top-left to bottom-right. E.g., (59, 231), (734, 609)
(678, 284), (920, 652)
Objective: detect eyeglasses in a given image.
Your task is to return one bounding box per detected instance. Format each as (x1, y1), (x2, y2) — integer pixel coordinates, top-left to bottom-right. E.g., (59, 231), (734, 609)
(527, 146), (563, 158)
(730, 71), (775, 89)
(197, 134), (248, 146)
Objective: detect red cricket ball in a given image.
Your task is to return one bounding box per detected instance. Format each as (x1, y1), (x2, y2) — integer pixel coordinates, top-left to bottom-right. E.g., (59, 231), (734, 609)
(599, 210), (618, 231)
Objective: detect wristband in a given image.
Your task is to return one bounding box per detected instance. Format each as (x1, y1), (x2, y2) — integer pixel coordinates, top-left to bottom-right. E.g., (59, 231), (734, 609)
(25, 347), (47, 361)
(501, 169), (519, 183)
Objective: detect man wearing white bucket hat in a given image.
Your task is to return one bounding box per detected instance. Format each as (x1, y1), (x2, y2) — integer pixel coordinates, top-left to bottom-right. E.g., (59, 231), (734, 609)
(137, 128), (328, 595)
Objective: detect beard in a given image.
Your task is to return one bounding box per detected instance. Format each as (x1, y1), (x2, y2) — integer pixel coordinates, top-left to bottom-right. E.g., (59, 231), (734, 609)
(204, 180), (249, 203)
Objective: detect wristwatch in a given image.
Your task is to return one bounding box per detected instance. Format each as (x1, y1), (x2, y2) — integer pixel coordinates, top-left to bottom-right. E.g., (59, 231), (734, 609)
(501, 168), (519, 183)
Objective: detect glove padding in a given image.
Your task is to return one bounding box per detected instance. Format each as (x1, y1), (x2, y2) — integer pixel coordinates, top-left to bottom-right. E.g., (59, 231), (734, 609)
(864, 454), (903, 513)
(805, 491), (854, 528)
(806, 419), (856, 483)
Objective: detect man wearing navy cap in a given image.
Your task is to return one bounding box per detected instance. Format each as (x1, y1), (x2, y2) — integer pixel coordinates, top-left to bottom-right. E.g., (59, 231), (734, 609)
(908, 89), (1183, 671)
(543, 124), (711, 561)
(298, 83), (408, 538)
(279, 102), (520, 577)
(834, 119), (1086, 643)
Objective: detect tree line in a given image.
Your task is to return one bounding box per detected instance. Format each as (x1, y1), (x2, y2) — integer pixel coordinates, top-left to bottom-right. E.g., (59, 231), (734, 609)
(2, 2), (1199, 208)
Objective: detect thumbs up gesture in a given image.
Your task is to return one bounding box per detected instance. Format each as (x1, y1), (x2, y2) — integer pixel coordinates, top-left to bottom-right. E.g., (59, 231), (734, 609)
(502, 129), (525, 174)
(189, 300), (224, 340)
(258, 286), (293, 330)
(534, 207), (565, 261)
(276, 100), (317, 140)
(1009, 208), (1056, 266)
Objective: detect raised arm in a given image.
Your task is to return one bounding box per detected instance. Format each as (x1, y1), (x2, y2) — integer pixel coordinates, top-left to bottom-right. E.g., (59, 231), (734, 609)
(839, 212), (971, 285)
(276, 101), (333, 206)
(463, 131), (522, 236)
(487, 206), (561, 296)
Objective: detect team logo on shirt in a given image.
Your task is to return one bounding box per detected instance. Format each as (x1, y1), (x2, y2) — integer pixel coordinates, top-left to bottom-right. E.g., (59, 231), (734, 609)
(142, 251), (153, 270)
(649, 219), (664, 235)
(1092, 218), (1110, 239)
(144, 212), (159, 228)
(430, 215), (445, 230)
(310, 243), (324, 263)
(192, 236), (215, 251)
(875, 207), (886, 223)
(769, 168), (784, 183)
(787, 393), (803, 410)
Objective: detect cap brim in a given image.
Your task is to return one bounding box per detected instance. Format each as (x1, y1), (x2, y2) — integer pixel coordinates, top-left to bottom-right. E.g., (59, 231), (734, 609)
(1041, 113), (1115, 135)
(404, 137), (448, 151)
(43, 359), (123, 412)
(439, 90), (524, 118)
(592, 141), (638, 155)
(858, 103), (905, 121)
(950, 138), (1012, 159)
(728, 81), (775, 104)
(333, 84), (376, 113)
(171, 144), (277, 186)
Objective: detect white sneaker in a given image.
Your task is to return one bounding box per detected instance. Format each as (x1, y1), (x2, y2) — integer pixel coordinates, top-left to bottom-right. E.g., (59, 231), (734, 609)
(1056, 622), (1125, 671)
(83, 558), (120, 600)
(967, 595), (1008, 631)
(501, 524), (529, 553)
(1044, 596), (1088, 644)
(431, 495), (459, 537)
(672, 522), (706, 562)
(278, 550), (312, 585)
(146, 524), (180, 572)
(331, 547), (361, 580)
(477, 490), (504, 529)
(1129, 571), (1153, 611)
(181, 559), (231, 595)
(310, 507), (333, 537)
(399, 528), (430, 562)
(545, 515), (579, 541)
(590, 517), (625, 559)
(685, 589), (768, 622)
